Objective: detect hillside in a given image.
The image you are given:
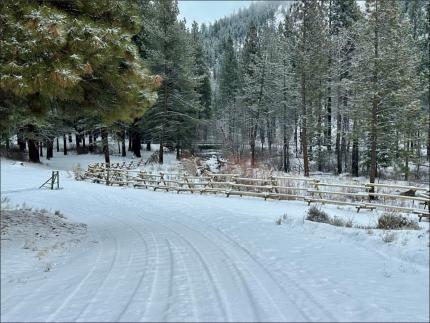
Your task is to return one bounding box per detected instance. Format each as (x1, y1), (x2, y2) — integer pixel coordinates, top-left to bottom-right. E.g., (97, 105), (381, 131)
(201, 1), (291, 70)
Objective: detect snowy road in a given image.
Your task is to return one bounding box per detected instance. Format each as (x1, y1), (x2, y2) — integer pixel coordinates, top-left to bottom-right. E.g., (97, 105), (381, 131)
(1, 161), (429, 322)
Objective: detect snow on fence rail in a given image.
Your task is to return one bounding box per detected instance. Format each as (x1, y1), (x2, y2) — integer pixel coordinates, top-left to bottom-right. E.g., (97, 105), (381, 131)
(79, 164), (430, 221)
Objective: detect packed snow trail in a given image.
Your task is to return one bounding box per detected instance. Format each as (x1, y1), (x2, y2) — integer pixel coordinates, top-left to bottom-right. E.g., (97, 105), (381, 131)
(1, 161), (429, 322)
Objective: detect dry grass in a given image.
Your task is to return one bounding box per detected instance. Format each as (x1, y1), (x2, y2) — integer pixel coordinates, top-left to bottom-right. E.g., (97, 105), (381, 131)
(381, 231), (397, 243)
(306, 206), (330, 224)
(377, 212), (420, 230)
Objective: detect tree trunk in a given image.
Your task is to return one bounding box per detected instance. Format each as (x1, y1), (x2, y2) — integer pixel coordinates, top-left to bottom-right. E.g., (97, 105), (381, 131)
(159, 89), (168, 165)
(317, 112), (322, 172)
(341, 113), (347, 173)
(56, 137), (59, 152)
(5, 135), (10, 150)
(39, 142), (43, 157)
(47, 139), (53, 160)
(267, 117), (274, 155)
(88, 134), (94, 153)
(405, 138), (409, 181)
(128, 131), (132, 151)
(159, 132), (164, 164)
(336, 92), (342, 174)
(176, 142), (180, 160)
(250, 141), (256, 168)
(326, 95), (332, 152)
(294, 111), (298, 158)
(101, 127), (110, 164)
(146, 141), (151, 151)
(28, 139), (39, 162)
(63, 135), (68, 155)
(428, 112), (430, 162)
(121, 131), (126, 157)
(301, 73), (310, 177)
(18, 130), (26, 151)
(283, 134), (287, 172)
(260, 123), (265, 152)
(132, 131), (141, 158)
(326, 0), (332, 152)
(82, 134), (86, 148)
(370, 98), (378, 192)
(282, 64), (289, 172)
(369, 0), (379, 197)
(27, 125), (40, 163)
(68, 134), (72, 143)
(75, 134), (80, 149)
(351, 120), (359, 177)
(252, 53), (267, 168)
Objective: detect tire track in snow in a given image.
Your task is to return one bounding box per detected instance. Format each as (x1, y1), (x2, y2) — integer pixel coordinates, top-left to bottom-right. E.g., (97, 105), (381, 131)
(163, 200), (336, 321)
(118, 195), (286, 321)
(162, 238), (175, 322)
(168, 225), (261, 321)
(115, 230), (155, 321)
(49, 198), (134, 321)
(141, 216), (230, 321)
(168, 237), (199, 321)
(161, 217), (291, 322)
(93, 197), (169, 322)
(48, 193), (152, 321)
(2, 227), (105, 321)
(73, 206), (155, 322)
(52, 226), (119, 322)
(213, 226), (338, 322)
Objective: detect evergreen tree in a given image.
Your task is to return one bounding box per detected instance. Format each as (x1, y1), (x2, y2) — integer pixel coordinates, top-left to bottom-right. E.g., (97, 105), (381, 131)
(352, 0), (423, 184)
(240, 23), (262, 167)
(290, 0), (330, 176)
(191, 21), (212, 141)
(328, 0), (361, 175)
(401, 0), (429, 163)
(217, 36), (241, 157)
(280, 14), (300, 172)
(0, 0), (158, 162)
(138, 0), (199, 163)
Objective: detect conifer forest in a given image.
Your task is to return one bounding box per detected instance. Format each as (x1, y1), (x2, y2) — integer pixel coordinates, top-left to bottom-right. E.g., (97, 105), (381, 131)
(1, 1), (430, 322)
(1, 0), (429, 184)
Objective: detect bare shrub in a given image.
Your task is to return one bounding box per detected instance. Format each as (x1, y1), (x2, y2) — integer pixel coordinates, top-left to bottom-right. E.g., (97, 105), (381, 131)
(72, 164), (83, 180)
(145, 151), (159, 165)
(377, 212), (420, 230)
(345, 218), (353, 228)
(355, 224), (375, 230)
(330, 216), (345, 227)
(381, 231), (397, 243)
(306, 206), (330, 224)
(181, 157), (199, 175)
(275, 213), (288, 225)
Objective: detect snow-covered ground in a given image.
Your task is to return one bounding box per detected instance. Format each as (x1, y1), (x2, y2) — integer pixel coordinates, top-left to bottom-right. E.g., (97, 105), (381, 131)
(1, 207), (88, 278)
(37, 145), (180, 172)
(1, 156), (429, 322)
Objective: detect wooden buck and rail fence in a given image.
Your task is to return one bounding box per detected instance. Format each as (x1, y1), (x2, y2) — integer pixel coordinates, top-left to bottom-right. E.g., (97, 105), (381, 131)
(79, 162), (430, 221)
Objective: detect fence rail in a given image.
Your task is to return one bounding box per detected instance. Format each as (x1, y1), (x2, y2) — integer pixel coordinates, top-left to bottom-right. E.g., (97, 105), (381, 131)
(79, 164), (430, 221)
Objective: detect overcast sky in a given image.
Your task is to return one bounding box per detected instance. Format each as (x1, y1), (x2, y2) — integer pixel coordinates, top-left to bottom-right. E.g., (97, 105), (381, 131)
(178, 1), (253, 27)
